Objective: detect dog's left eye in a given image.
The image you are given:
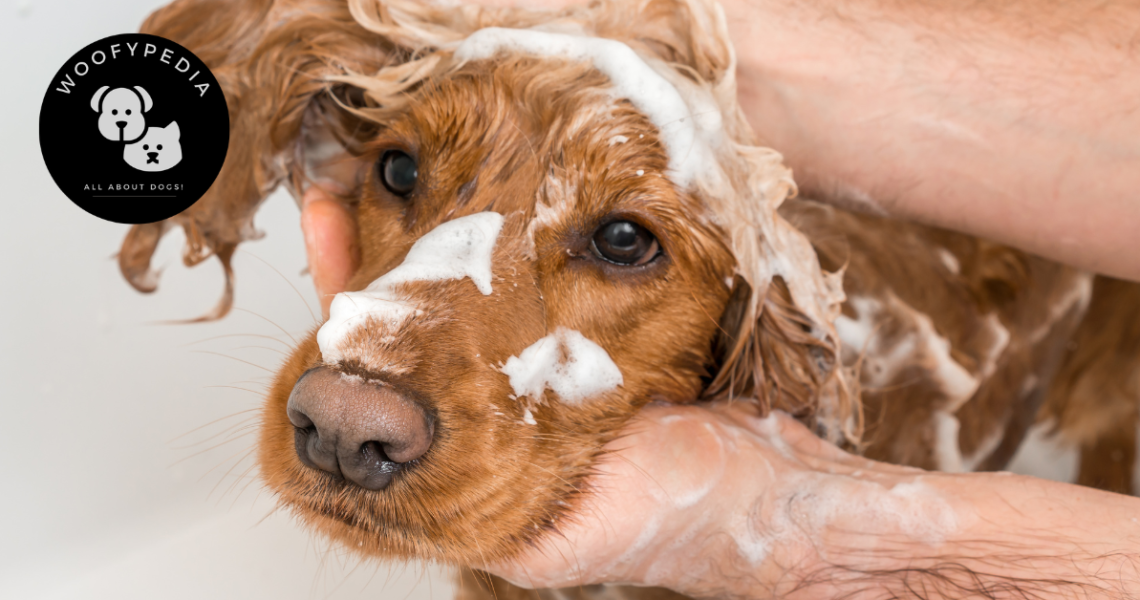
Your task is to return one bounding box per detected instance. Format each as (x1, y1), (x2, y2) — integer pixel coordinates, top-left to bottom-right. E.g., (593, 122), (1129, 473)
(591, 220), (660, 266)
(379, 151), (417, 197)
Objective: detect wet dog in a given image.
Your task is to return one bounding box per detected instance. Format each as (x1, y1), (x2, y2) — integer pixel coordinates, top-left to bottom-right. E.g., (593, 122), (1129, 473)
(117, 1), (1140, 598)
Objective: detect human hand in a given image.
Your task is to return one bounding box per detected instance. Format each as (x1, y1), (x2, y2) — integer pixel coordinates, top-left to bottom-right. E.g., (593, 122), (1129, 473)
(301, 186), (359, 319)
(475, 401), (923, 597)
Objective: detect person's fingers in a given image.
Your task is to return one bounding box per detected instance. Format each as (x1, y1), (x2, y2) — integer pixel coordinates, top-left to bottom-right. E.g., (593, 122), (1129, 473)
(301, 187), (359, 319)
(481, 405), (725, 588)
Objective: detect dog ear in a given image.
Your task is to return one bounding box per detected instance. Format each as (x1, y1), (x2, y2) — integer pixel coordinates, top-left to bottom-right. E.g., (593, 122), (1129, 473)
(167, 121), (180, 140)
(90, 85), (109, 112)
(134, 86), (154, 112)
(603, 0), (863, 445)
(707, 274), (860, 447)
(117, 0), (395, 320)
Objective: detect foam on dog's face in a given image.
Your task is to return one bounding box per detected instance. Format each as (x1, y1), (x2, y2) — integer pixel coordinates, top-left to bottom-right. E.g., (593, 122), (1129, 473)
(96, 88), (147, 142)
(318, 211), (504, 365)
(259, 49), (736, 566)
(123, 122), (182, 172)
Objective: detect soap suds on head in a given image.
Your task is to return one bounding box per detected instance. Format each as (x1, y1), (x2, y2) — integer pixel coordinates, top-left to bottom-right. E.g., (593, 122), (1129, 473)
(317, 212), (504, 363)
(936, 248), (961, 275)
(455, 27), (722, 190)
(500, 327), (623, 405)
(932, 411), (965, 472)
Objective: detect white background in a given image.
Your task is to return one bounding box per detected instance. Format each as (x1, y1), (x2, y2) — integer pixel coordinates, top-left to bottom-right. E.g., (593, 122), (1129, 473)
(0, 1), (1087, 599)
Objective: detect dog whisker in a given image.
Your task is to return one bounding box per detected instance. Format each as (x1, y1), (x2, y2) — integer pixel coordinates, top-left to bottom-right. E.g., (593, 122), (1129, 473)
(240, 249), (321, 326)
(171, 433), (255, 470)
(170, 416), (257, 449)
(191, 349), (276, 373)
(181, 332), (293, 348)
(202, 384), (267, 396)
(231, 307), (300, 345)
(167, 408), (258, 443)
(229, 344), (291, 357)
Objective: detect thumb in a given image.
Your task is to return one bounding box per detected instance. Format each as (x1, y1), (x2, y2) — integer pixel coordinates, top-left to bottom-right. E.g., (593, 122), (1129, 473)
(301, 187), (360, 319)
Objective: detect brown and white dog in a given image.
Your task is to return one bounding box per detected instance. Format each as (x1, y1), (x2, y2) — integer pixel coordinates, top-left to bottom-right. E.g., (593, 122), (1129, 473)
(117, 0), (1140, 598)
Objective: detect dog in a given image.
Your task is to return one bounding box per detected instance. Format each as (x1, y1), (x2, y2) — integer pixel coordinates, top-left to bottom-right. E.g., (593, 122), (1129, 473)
(91, 85), (152, 143)
(123, 121), (183, 172)
(116, 0), (1140, 598)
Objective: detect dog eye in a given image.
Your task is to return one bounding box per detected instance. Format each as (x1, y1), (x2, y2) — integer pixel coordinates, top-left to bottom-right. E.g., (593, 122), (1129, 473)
(112, 109), (118, 115)
(143, 145), (149, 150)
(157, 145), (162, 150)
(591, 220), (660, 266)
(379, 151), (417, 197)
(126, 109), (132, 115)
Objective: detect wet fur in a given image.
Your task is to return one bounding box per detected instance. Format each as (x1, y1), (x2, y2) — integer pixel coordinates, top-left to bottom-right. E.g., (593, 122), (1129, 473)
(122, 0), (1140, 598)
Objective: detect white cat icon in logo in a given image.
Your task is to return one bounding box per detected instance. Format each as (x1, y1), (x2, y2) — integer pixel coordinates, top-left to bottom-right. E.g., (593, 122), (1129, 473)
(123, 121), (182, 172)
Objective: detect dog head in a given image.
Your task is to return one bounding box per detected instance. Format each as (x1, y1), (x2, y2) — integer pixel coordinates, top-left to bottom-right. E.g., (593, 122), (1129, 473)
(123, 121), (182, 171)
(91, 85), (152, 143)
(124, 0), (856, 566)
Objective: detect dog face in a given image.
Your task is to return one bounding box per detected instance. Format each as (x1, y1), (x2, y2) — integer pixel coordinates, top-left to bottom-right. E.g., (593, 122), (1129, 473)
(123, 122), (182, 172)
(259, 58), (740, 564)
(91, 86), (151, 143)
(124, 0), (852, 568)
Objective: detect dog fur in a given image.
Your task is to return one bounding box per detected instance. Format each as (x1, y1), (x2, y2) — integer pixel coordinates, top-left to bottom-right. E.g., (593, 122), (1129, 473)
(118, 0), (1140, 598)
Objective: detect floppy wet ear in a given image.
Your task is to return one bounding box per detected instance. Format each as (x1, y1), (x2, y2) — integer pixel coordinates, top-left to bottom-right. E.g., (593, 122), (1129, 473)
(117, 0), (393, 320)
(90, 86), (109, 112)
(707, 275), (862, 448)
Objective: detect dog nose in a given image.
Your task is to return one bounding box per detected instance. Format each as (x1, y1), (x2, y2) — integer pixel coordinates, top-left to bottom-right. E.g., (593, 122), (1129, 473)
(286, 367), (434, 490)
(116, 121), (126, 128)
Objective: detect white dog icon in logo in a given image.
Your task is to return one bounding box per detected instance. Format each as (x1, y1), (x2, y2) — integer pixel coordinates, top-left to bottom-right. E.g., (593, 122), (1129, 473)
(123, 122), (182, 172)
(91, 86), (152, 143)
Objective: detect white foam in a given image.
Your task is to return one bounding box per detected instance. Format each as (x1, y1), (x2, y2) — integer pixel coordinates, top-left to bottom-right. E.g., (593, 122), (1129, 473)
(936, 248), (961, 274)
(500, 327), (623, 405)
(932, 411), (965, 472)
(455, 28), (720, 189)
(317, 212), (504, 363)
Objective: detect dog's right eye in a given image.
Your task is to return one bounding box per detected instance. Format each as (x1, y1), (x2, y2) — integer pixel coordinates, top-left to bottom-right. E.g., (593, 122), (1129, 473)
(112, 109), (118, 115)
(379, 151), (417, 197)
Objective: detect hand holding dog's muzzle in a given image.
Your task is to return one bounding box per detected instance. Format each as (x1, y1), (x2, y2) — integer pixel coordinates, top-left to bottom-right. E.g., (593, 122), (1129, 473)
(475, 403), (913, 596)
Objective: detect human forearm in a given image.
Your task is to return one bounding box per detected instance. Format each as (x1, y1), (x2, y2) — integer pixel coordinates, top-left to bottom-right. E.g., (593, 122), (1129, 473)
(645, 447), (1140, 599)
(780, 472), (1140, 599)
(474, 405), (1140, 599)
(722, 0), (1140, 280)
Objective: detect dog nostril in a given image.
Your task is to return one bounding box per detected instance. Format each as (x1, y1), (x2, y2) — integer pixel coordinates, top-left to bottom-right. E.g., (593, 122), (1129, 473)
(287, 405), (341, 477)
(286, 367), (435, 490)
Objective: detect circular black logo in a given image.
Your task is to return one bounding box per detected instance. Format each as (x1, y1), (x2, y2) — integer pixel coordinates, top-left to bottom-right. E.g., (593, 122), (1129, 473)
(39, 34), (229, 224)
